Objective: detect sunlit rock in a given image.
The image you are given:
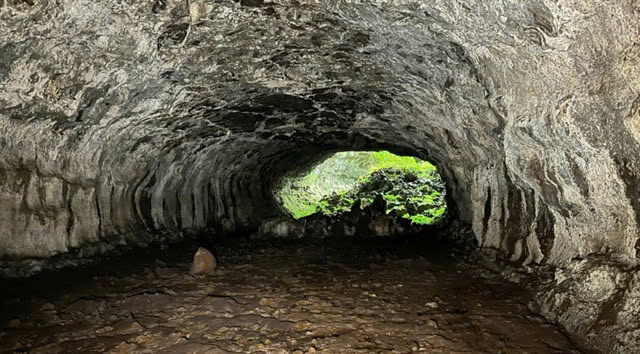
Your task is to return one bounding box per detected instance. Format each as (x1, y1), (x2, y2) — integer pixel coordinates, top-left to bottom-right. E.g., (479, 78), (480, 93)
(258, 217), (306, 239)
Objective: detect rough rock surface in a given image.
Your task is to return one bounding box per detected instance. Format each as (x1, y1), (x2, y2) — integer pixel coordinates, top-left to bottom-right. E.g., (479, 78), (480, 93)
(258, 217), (306, 239)
(536, 254), (640, 353)
(190, 247), (217, 274)
(0, 238), (584, 353)
(1, 0), (638, 266)
(1, 0), (639, 351)
(301, 195), (433, 239)
(314, 167), (447, 225)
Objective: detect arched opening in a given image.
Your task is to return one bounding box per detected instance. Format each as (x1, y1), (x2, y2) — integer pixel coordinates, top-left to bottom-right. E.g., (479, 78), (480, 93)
(271, 150), (448, 239)
(279, 151), (447, 222)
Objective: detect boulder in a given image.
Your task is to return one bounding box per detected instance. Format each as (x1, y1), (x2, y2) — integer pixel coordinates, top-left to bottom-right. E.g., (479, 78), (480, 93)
(258, 217), (306, 239)
(190, 247), (217, 275)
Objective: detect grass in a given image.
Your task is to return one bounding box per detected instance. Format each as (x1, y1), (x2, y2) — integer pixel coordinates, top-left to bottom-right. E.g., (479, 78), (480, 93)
(365, 151), (437, 178)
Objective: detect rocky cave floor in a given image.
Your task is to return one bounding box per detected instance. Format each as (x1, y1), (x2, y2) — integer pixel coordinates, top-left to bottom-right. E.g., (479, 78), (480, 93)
(0, 236), (588, 354)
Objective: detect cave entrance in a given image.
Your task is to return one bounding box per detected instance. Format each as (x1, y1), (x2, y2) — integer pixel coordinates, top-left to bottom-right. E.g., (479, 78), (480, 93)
(275, 151), (447, 237)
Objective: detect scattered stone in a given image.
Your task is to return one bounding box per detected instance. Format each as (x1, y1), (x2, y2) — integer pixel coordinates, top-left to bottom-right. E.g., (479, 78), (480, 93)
(8, 319), (21, 328)
(113, 319), (144, 334)
(95, 326), (113, 334)
(368, 215), (395, 237)
(526, 314), (547, 324)
(156, 342), (223, 354)
(187, 0), (213, 24)
(425, 301), (439, 309)
(427, 319), (439, 329)
(190, 247), (217, 274)
(258, 217), (306, 239)
(41, 303), (56, 311)
(0, 240), (585, 353)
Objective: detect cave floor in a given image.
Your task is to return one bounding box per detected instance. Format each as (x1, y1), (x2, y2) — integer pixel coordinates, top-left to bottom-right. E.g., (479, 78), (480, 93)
(0, 237), (584, 354)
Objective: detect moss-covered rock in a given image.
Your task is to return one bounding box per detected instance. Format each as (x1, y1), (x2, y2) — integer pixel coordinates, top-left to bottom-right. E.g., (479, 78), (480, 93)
(318, 168), (447, 225)
(277, 150), (445, 222)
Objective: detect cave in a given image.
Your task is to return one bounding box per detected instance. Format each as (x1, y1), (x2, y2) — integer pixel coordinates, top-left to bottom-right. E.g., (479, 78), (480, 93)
(1, 0), (639, 352)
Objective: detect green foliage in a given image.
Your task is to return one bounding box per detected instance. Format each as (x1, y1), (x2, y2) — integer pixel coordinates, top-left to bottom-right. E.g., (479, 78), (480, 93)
(361, 197), (374, 208)
(362, 168), (446, 225)
(317, 193), (354, 215)
(368, 151), (437, 178)
(277, 150), (447, 225)
(409, 214), (432, 225)
(278, 151), (378, 218)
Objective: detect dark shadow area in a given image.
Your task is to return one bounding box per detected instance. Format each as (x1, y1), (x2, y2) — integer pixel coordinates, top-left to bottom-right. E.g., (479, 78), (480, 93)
(0, 233), (467, 312)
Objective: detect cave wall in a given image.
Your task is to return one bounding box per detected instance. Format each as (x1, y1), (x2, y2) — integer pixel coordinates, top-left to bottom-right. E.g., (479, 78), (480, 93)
(0, 0), (638, 270)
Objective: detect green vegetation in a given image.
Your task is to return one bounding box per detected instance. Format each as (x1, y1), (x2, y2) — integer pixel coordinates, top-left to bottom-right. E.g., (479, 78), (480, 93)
(363, 151), (437, 179)
(277, 152), (378, 219)
(276, 151), (447, 225)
